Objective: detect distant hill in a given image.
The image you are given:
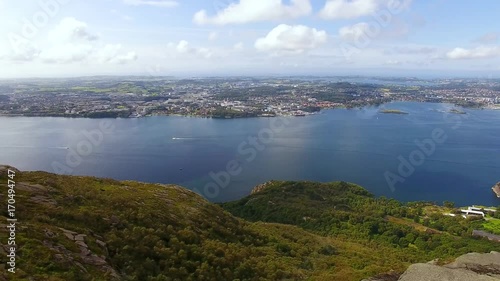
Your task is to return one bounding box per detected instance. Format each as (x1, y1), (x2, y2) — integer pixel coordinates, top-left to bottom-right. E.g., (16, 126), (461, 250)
(1, 167), (500, 280)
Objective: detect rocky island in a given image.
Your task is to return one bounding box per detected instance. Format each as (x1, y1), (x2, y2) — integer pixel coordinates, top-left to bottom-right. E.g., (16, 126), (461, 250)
(493, 182), (500, 198)
(380, 109), (409, 114)
(449, 108), (467, 114)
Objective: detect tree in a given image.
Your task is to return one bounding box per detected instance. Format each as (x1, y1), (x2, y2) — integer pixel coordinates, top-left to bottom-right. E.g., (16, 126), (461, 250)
(443, 201), (455, 209)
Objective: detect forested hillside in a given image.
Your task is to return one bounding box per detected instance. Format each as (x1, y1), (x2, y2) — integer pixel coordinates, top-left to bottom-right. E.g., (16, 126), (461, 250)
(1, 167), (499, 281)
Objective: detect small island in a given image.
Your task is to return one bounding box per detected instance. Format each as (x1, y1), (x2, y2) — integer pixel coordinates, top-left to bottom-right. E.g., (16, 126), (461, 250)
(379, 109), (409, 115)
(493, 182), (500, 198)
(449, 108), (467, 114)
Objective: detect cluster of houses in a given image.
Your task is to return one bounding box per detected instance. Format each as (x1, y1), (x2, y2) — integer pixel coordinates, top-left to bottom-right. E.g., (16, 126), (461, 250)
(459, 206), (497, 218)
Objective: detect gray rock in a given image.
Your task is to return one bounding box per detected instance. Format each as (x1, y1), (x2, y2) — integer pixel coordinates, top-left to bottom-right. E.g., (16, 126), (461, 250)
(63, 232), (75, 240)
(366, 252), (500, 281)
(74, 234), (87, 241)
(82, 255), (107, 266)
(58, 227), (78, 235)
(96, 239), (106, 248)
(75, 241), (88, 248)
(398, 263), (499, 281)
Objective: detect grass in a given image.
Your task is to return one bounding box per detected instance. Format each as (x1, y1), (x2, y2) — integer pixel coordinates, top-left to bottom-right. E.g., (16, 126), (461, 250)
(483, 219), (500, 235)
(386, 216), (443, 234)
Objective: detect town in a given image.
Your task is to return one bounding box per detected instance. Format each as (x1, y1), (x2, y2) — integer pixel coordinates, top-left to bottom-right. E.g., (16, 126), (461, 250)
(0, 76), (499, 118)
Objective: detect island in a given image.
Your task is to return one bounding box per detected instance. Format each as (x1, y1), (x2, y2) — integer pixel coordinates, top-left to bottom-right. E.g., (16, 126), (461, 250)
(449, 108), (467, 114)
(380, 109), (409, 114)
(493, 182), (500, 198)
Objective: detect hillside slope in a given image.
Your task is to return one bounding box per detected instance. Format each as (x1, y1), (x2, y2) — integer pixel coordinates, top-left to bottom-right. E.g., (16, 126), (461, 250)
(1, 167), (500, 280)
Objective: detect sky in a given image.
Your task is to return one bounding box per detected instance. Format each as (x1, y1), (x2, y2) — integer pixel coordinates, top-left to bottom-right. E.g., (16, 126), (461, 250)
(1, 0), (500, 78)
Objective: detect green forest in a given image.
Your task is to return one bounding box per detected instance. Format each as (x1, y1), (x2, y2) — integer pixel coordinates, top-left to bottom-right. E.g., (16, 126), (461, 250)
(0, 168), (499, 281)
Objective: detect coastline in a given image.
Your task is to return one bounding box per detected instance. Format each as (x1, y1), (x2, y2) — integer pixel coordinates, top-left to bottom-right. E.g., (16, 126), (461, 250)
(1, 101), (498, 119)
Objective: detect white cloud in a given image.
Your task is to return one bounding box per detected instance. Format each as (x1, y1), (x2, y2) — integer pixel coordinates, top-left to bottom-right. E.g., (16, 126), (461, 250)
(122, 0), (178, 8)
(384, 59), (401, 65)
(193, 0), (312, 25)
(233, 42), (244, 51)
(47, 17), (99, 43)
(172, 40), (213, 59)
(4, 34), (40, 61)
(255, 24), (327, 55)
(208, 31), (218, 41)
(1, 17), (137, 65)
(176, 40), (190, 53)
(339, 22), (371, 42)
(320, 0), (411, 20)
(446, 46), (500, 60)
(320, 0), (377, 19)
(94, 44), (138, 64)
(39, 43), (94, 63)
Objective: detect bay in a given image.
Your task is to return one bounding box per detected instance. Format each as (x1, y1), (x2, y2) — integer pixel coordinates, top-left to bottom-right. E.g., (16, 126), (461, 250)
(1, 102), (499, 206)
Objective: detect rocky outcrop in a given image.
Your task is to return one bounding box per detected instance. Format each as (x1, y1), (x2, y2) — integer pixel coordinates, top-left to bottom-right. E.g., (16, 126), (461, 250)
(251, 181), (275, 194)
(371, 251), (500, 281)
(0, 165), (18, 177)
(492, 182), (500, 198)
(58, 227), (119, 279)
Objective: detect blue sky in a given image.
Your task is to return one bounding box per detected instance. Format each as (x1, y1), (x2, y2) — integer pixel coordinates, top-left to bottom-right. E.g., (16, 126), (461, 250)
(1, 0), (500, 78)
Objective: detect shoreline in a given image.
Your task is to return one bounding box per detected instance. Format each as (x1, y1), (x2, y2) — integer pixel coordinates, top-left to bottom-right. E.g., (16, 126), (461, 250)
(5, 164), (499, 207)
(1, 102), (499, 120)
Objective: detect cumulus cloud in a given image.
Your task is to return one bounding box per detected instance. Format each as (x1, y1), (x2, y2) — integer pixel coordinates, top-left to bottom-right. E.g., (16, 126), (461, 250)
(94, 44), (138, 64)
(171, 40), (213, 59)
(2, 17), (137, 65)
(446, 46), (500, 60)
(320, 0), (412, 20)
(255, 24), (327, 55)
(339, 22), (371, 42)
(4, 34), (40, 61)
(47, 17), (99, 43)
(193, 0), (312, 25)
(123, 0), (178, 8)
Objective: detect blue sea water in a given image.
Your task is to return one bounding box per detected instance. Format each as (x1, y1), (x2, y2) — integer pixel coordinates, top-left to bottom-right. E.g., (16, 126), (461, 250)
(1, 102), (499, 206)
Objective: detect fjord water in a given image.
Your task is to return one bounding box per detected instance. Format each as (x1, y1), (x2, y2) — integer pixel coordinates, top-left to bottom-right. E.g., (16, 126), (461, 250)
(1, 102), (499, 206)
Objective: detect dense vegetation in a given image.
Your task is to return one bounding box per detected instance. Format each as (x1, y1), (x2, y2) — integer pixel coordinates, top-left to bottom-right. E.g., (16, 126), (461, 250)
(1, 168), (499, 281)
(222, 181), (500, 265)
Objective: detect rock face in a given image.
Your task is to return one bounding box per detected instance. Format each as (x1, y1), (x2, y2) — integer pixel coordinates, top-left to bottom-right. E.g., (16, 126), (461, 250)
(398, 251), (500, 281)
